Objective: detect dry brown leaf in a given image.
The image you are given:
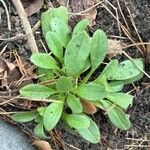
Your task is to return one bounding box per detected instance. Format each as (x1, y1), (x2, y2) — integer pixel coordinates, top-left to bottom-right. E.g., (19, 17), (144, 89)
(5, 61), (16, 71)
(107, 39), (126, 59)
(0, 58), (22, 90)
(19, 57), (37, 78)
(1, 59), (21, 84)
(21, 0), (44, 16)
(33, 140), (52, 150)
(0, 57), (36, 108)
(6, 66), (21, 85)
(73, 0), (97, 27)
(81, 100), (97, 114)
(11, 57), (36, 88)
(59, 0), (97, 27)
(0, 56), (35, 90)
(81, 0), (97, 26)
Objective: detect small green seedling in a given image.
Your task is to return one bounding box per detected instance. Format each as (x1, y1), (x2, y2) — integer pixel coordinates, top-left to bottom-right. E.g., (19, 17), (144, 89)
(11, 6), (144, 143)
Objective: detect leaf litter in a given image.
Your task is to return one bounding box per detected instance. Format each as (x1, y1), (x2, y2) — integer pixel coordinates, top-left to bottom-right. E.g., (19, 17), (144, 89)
(21, 0), (44, 16)
(32, 140), (53, 150)
(58, 0), (97, 27)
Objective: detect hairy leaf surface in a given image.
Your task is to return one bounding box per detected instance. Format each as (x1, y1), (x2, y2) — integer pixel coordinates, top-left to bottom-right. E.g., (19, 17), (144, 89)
(64, 31), (90, 77)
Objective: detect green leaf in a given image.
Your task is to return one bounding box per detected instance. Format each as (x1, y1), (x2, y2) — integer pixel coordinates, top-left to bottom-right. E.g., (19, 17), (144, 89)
(76, 118), (100, 143)
(72, 19), (89, 36)
(75, 58), (91, 76)
(34, 114), (42, 123)
(75, 82), (107, 101)
(100, 100), (131, 130)
(50, 18), (70, 48)
(56, 76), (72, 92)
(95, 59), (118, 81)
(11, 111), (37, 122)
(109, 81), (124, 92)
(41, 10), (52, 37)
(64, 114), (90, 128)
(106, 93), (133, 109)
(102, 59), (119, 79)
(43, 102), (63, 131)
(61, 67), (66, 74)
(110, 58), (144, 80)
(37, 107), (47, 116)
(51, 6), (68, 23)
(67, 94), (82, 113)
(38, 68), (54, 82)
(31, 53), (59, 70)
(64, 31), (90, 77)
(123, 71), (144, 84)
(83, 58), (91, 72)
(90, 29), (108, 71)
(94, 75), (112, 92)
(20, 84), (56, 99)
(41, 6), (68, 37)
(46, 31), (63, 61)
(34, 119), (46, 138)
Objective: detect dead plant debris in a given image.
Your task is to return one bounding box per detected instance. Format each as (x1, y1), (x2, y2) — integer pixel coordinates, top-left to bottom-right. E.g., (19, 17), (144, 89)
(58, 0), (98, 27)
(32, 140), (53, 150)
(21, 0), (44, 17)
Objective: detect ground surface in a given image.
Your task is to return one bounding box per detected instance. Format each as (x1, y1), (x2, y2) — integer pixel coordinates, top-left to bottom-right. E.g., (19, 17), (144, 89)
(0, 0), (149, 150)
(0, 120), (35, 150)
(58, 0), (150, 149)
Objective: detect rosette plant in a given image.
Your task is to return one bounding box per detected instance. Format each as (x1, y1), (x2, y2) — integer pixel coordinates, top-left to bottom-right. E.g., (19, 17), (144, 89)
(12, 6), (144, 143)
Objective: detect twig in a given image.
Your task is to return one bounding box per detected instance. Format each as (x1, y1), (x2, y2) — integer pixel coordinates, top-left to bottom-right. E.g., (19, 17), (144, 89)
(53, 129), (68, 150)
(0, 0), (11, 31)
(105, 0), (121, 35)
(126, 138), (150, 142)
(0, 34), (26, 47)
(32, 20), (41, 33)
(64, 142), (81, 150)
(12, 50), (27, 85)
(126, 6), (146, 53)
(122, 51), (150, 79)
(102, 3), (144, 57)
(128, 139), (147, 150)
(109, 35), (128, 39)
(50, 131), (60, 150)
(125, 145), (150, 148)
(116, 0), (130, 31)
(0, 97), (18, 106)
(11, 0), (39, 53)
(0, 107), (15, 123)
(123, 42), (150, 49)
(69, 1), (104, 15)
(126, 88), (135, 94)
(39, 39), (48, 53)
(0, 44), (7, 56)
(66, 0), (70, 9)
